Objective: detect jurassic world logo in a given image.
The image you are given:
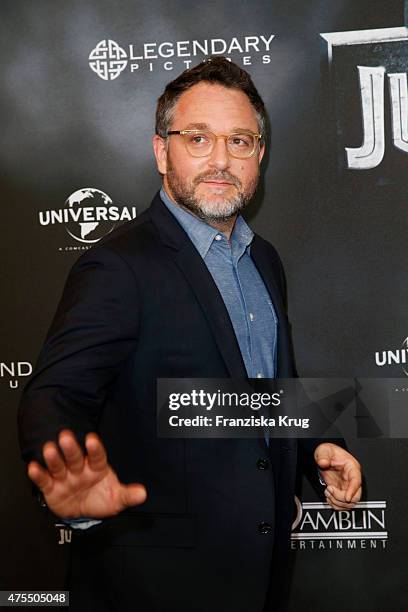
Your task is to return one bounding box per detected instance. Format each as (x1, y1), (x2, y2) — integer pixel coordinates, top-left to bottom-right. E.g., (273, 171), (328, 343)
(321, 26), (408, 172)
(55, 523), (72, 545)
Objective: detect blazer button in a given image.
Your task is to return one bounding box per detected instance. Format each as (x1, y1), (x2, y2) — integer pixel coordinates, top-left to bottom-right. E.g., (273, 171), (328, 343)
(256, 458), (269, 470)
(258, 522), (273, 535)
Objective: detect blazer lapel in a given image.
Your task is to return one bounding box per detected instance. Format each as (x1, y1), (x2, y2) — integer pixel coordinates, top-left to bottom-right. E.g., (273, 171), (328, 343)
(174, 243), (248, 378)
(149, 193), (247, 379)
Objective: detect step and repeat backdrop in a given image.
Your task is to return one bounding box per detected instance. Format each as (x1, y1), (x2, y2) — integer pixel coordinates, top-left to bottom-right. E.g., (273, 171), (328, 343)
(1, 1), (407, 609)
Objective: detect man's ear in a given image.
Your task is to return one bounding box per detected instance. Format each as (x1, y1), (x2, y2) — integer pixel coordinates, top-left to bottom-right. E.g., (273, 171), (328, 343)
(258, 143), (265, 164)
(152, 134), (168, 175)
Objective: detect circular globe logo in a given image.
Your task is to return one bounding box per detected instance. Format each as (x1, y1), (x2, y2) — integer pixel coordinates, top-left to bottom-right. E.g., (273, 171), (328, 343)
(65, 188), (115, 244)
(89, 39), (128, 81)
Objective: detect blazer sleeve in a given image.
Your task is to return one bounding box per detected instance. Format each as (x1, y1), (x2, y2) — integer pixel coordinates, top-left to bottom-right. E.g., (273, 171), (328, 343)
(17, 245), (140, 465)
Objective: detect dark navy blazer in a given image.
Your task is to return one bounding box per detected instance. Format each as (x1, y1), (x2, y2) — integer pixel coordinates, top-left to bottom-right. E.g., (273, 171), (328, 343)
(18, 192), (320, 612)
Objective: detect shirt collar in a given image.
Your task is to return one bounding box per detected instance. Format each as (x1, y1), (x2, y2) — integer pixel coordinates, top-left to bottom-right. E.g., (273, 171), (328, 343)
(160, 187), (254, 258)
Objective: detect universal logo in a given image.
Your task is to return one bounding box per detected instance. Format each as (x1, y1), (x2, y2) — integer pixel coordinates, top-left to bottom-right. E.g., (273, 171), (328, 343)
(291, 497), (387, 551)
(0, 361), (32, 390)
(88, 35), (274, 80)
(38, 188), (137, 252)
(375, 337), (408, 377)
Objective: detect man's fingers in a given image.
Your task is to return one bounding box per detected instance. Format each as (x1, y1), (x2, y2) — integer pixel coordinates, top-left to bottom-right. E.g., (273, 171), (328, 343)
(314, 443), (334, 468)
(349, 488), (362, 505)
(325, 486), (361, 504)
(325, 487), (361, 509)
(316, 444), (362, 510)
(27, 461), (53, 493)
(58, 430), (85, 474)
(345, 472), (362, 502)
(85, 433), (108, 472)
(325, 484), (361, 507)
(42, 442), (67, 480)
(120, 483), (147, 508)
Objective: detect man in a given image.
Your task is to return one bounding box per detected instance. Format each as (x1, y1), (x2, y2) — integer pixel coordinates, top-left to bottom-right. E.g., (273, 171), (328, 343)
(18, 58), (362, 612)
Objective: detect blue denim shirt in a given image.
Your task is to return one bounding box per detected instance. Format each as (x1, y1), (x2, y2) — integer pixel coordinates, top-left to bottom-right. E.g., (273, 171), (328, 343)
(160, 187), (278, 379)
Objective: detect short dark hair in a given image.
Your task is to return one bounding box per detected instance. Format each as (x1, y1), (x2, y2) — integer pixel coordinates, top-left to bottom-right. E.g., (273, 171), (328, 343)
(155, 57), (267, 143)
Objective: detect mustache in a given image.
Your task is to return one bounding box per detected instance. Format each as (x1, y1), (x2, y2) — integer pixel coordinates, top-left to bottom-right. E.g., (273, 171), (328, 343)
(193, 171), (241, 189)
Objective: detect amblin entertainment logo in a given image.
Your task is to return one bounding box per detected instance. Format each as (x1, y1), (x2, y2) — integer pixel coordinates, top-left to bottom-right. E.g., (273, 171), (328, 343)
(291, 498), (387, 551)
(88, 34), (274, 80)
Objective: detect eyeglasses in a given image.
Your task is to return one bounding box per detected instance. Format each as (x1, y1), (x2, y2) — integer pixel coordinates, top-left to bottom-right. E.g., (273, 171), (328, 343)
(166, 129), (262, 159)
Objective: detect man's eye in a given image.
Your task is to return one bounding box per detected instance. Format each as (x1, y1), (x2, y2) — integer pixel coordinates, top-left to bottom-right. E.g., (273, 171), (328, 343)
(231, 136), (251, 147)
(190, 134), (209, 144)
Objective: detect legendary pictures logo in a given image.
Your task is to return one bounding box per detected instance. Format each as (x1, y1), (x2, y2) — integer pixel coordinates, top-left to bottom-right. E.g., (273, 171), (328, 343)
(88, 35), (274, 79)
(291, 498), (387, 551)
(89, 40), (128, 81)
(0, 361), (32, 390)
(38, 188), (137, 251)
(375, 337), (408, 377)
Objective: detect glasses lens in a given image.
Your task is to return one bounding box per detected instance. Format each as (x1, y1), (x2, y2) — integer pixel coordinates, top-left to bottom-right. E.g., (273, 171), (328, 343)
(184, 132), (214, 157)
(227, 134), (256, 158)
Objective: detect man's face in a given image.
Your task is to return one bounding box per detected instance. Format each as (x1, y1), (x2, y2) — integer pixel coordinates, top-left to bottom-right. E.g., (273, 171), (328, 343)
(153, 81), (265, 222)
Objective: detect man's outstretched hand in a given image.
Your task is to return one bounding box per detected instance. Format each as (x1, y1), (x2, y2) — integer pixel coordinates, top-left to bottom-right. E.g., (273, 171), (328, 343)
(27, 429), (147, 519)
(314, 443), (362, 510)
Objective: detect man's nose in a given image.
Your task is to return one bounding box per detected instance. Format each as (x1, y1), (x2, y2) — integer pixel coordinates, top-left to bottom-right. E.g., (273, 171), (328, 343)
(208, 136), (230, 170)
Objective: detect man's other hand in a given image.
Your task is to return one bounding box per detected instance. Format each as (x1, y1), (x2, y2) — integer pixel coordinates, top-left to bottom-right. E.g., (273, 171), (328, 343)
(314, 442), (362, 510)
(27, 429), (147, 519)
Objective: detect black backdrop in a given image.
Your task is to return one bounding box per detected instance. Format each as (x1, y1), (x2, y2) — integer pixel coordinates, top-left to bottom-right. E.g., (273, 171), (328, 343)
(1, 1), (407, 609)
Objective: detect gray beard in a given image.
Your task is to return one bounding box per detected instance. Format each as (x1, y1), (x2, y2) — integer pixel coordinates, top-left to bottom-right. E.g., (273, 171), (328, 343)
(166, 161), (258, 223)
(174, 192), (247, 223)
